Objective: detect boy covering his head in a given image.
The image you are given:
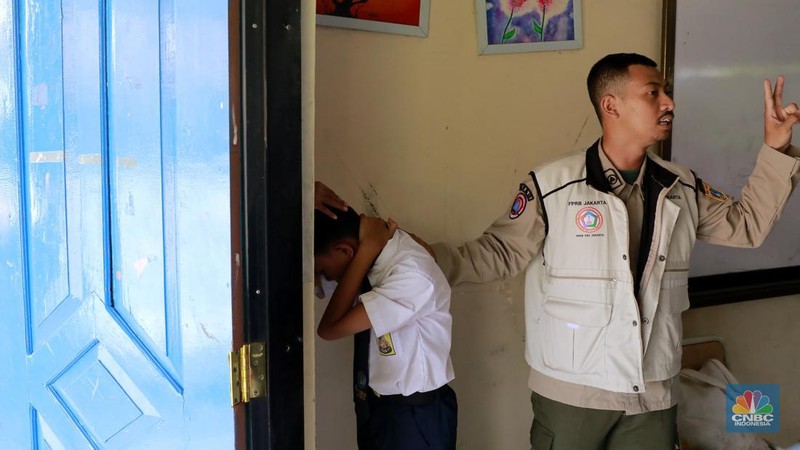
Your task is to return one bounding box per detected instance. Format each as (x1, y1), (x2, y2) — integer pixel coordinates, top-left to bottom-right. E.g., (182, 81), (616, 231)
(314, 207), (458, 450)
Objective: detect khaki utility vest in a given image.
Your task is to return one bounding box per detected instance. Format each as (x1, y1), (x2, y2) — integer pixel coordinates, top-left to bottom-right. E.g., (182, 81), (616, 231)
(524, 142), (699, 393)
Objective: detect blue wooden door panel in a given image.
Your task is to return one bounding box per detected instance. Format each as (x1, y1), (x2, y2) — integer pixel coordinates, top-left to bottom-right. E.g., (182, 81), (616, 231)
(168, 1), (235, 445)
(0, 0), (31, 447)
(18, 0), (74, 353)
(61, 0), (106, 309)
(0, 0), (234, 448)
(27, 298), (185, 448)
(107, 0), (181, 388)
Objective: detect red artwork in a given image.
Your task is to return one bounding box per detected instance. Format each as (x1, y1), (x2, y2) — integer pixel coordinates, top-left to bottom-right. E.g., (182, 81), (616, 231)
(316, 0), (422, 27)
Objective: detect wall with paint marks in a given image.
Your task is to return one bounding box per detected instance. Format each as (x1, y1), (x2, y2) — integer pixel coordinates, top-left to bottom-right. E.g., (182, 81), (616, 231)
(313, 1), (800, 448)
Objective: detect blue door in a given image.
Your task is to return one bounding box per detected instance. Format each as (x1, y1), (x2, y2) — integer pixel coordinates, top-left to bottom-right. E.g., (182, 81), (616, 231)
(0, 1), (234, 448)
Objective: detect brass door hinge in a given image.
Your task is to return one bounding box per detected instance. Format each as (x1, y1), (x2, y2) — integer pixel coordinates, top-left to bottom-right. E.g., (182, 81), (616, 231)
(229, 342), (267, 407)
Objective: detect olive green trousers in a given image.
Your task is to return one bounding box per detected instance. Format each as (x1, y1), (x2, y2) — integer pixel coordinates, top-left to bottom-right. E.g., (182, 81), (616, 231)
(530, 392), (678, 450)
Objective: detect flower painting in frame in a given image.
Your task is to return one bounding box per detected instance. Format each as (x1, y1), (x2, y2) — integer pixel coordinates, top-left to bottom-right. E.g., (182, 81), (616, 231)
(476, 0), (583, 54)
(317, 0), (431, 37)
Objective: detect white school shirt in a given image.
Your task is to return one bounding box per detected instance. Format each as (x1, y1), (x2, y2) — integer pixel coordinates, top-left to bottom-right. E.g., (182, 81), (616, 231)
(360, 229), (455, 396)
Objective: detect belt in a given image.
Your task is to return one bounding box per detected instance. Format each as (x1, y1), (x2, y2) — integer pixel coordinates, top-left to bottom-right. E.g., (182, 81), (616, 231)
(370, 384), (449, 406)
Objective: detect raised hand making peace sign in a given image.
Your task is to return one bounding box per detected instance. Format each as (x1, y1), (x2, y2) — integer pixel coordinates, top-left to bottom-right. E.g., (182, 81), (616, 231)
(764, 75), (800, 152)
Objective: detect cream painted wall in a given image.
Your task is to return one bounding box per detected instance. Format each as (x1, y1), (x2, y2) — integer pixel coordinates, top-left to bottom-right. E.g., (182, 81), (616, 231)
(313, 1), (799, 449)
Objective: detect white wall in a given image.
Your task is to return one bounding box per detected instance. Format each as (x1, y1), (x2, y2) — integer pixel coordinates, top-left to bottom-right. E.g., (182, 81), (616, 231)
(312, 1), (800, 448)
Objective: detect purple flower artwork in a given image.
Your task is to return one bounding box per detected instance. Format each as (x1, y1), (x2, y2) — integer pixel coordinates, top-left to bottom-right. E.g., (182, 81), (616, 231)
(476, 0), (582, 54)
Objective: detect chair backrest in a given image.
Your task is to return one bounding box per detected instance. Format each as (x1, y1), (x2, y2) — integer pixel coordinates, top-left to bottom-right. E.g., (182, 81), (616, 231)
(681, 336), (726, 370)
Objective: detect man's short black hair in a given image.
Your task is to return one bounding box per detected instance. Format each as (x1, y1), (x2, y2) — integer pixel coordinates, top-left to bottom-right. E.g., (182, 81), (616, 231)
(587, 53), (658, 120)
(314, 207), (360, 254)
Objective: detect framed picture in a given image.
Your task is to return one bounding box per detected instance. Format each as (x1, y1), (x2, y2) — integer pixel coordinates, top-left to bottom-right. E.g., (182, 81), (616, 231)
(316, 0), (431, 37)
(661, 0), (800, 308)
(475, 0), (582, 54)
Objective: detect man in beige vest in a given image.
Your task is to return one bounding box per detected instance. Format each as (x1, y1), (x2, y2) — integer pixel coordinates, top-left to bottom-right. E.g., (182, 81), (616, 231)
(425, 53), (800, 449)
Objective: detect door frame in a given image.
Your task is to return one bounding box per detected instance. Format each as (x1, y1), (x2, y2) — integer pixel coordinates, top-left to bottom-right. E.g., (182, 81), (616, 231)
(231, 0), (305, 448)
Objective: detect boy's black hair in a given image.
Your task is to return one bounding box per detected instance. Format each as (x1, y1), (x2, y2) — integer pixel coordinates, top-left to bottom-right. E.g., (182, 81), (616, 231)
(587, 53), (658, 120)
(314, 207), (360, 254)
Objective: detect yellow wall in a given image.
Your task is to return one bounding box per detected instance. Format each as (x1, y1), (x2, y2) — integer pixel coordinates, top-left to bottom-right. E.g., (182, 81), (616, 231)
(313, 1), (800, 448)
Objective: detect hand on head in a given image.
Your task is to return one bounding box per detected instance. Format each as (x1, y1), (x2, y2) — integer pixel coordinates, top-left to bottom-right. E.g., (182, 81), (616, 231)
(315, 181), (348, 219)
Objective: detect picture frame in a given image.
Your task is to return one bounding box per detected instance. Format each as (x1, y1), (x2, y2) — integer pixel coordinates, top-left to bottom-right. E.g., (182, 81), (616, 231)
(661, 0), (800, 308)
(475, 0), (583, 55)
(316, 0), (431, 38)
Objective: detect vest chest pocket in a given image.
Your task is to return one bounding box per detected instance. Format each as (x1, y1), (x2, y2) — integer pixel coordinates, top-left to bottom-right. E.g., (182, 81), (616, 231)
(541, 297), (612, 377)
(659, 268), (690, 313)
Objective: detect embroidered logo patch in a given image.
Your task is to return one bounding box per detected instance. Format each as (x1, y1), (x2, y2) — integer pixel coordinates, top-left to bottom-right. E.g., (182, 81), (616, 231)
(377, 333), (396, 356)
(509, 183), (535, 220)
(509, 193), (527, 219)
(576, 207), (604, 233)
(703, 182), (729, 203)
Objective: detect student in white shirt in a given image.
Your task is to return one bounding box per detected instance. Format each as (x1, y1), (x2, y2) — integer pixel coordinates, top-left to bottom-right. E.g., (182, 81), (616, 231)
(315, 207), (457, 450)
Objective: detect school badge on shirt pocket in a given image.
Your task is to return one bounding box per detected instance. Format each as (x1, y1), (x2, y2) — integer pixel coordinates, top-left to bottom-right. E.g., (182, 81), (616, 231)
(377, 333), (396, 356)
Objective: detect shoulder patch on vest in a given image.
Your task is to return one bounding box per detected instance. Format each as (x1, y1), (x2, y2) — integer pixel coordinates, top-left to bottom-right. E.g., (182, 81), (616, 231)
(509, 183), (534, 219)
(702, 182), (729, 203)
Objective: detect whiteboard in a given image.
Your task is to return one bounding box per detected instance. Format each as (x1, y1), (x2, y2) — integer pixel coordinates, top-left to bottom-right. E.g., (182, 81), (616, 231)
(666, 0), (800, 282)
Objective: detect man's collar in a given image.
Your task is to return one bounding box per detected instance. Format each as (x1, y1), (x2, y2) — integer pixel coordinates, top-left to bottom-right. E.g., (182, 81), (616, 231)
(598, 140), (647, 195)
(585, 138), (678, 193)
(585, 139), (615, 193)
